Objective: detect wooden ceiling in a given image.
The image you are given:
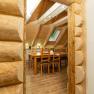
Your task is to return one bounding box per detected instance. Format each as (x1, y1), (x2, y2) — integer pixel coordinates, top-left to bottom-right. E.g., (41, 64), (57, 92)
(26, 0), (68, 49)
(44, 11), (67, 25)
(50, 0), (73, 5)
(28, 0), (54, 23)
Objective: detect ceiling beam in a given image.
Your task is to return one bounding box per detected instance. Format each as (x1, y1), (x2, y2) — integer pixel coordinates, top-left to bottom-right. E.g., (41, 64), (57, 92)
(52, 16), (68, 26)
(28, 0), (54, 23)
(31, 24), (42, 46)
(50, 0), (74, 5)
(43, 25), (55, 47)
(44, 11), (67, 25)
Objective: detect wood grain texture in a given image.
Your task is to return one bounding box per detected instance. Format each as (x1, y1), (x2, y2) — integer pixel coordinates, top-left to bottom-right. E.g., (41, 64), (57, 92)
(75, 66), (85, 84)
(26, 65), (67, 94)
(75, 37), (83, 50)
(0, 84), (23, 94)
(29, 0), (54, 22)
(75, 14), (83, 27)
(75, 27), (82, 37)
(74, 1), (86, 94)
(68, 4), (75, 94)
(0, 41), (23, 62)
(0, 0), (24, 16)
(0, 14), (24, 41)
(72, 3), (81, 14)
(0, 62), (23, 87)
(75, 51), (84, 66)
(45, 11), (67, 25)
(75, 85), (84, 94)
(51, 0), (74, 5)
(26, 21), (40, 44)
(54, 26), (67, 47)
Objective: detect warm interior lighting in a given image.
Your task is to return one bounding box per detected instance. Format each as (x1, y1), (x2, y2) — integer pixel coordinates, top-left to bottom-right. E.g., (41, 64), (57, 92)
(50, 50), (54, 55)
(26, 0), (42, 21)
(25, 43), (29, 49)
(36, 43), (41, 48)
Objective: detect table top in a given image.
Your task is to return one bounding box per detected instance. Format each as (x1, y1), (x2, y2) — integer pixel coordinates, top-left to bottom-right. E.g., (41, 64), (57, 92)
(28, 52), (67, 57)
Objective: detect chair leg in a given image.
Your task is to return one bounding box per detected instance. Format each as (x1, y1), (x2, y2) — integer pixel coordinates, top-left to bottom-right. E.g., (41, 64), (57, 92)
(40, 64), (43, 76)
(58, 63), (60, 72)
(48, 64), (50, 74)
(52, 63), (54, 73)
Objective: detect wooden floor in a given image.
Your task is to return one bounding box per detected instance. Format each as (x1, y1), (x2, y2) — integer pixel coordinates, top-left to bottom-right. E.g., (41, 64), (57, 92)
(26, 62), (68, 94)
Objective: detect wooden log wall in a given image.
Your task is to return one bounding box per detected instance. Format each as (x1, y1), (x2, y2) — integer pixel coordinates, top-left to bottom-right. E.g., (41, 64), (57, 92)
(68, 0), (86, 94)
(0, 0), (24, 94)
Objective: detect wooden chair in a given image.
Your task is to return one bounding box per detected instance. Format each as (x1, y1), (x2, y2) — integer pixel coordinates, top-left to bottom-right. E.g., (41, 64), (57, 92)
(30, 48), (37, 69)
(40, 48), (51, 75)
(52, 51), (60, 73)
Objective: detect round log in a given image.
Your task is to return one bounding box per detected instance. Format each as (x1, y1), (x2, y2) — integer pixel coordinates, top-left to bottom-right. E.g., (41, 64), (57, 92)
(0, 84), (23, 94)
(75, 37), (83, 50)
(51, 0), (74, 5)
(75, 27), (82, 37)
(72, 3), (81, 14)
(0, 62), (23, 87)
(0, 14), (24, 41)
(75, 0), (82, 4)
(75, 66), (85, 84)
(75, 85), (84, 94)
(0, 42), (23, 62)
(0, 0), (24, 16)
(75, 51), (84, 65)
(75, 14), (83, 27)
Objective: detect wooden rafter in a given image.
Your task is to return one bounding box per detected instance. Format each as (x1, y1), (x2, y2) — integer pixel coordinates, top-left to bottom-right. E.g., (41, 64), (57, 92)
(43, 25), (54, 47)
(32, 24), (42, 46)
(50, 0), (73, 5)
(43, 17), (67, 47)
(28, 0), (54, 22)
(44, 11), (67, 25)
(54, 26), (67, 47)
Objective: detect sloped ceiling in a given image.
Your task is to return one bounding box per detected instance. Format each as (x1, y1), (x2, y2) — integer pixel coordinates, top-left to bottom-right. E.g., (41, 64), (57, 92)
(50, 0), (73, 5)
(26, 0), (68, 48)
(28, 0), (54, 23)
(26, 21), (40, 44)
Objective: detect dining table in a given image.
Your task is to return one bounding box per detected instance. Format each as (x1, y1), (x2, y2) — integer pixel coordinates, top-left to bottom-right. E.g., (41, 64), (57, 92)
(28, 52), (67, 75)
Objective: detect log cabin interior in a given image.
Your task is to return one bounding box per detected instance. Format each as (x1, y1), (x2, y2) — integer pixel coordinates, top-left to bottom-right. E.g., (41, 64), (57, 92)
(0, 0), (86, 94)
(26, 1), (68, 94)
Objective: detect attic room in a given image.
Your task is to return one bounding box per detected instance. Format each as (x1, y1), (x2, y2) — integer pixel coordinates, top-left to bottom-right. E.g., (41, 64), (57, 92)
(25, 0), (68, 94)
(0, 0), (88, 94)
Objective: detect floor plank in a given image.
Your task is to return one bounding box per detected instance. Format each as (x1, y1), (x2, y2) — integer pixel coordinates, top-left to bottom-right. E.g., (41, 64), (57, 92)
(26, 63), (67, 94)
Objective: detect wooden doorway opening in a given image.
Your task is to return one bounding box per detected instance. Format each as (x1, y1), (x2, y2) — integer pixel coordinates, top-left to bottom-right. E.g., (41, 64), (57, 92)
(53, 0), (86, 94)
(25, 0), (86, 94)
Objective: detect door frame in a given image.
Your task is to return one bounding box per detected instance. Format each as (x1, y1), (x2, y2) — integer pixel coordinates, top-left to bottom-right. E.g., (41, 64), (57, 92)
(63, 0), (86, 94)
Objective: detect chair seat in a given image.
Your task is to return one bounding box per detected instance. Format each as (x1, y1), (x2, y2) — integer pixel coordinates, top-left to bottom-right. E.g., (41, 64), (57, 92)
(41, 61), (49, 64)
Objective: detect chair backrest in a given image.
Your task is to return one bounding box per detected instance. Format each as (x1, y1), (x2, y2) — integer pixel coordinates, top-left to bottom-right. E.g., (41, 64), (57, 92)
(41, 48), (50, 62)
(31, 47), (37, 55)
(31, 48), (42, 55)
(53, 50), (60, 62)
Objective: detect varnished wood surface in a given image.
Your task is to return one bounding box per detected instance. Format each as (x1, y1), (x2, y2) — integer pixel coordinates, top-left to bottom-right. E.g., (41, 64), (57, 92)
(29, 52), (67, 74)
(26, 64), (67, 94)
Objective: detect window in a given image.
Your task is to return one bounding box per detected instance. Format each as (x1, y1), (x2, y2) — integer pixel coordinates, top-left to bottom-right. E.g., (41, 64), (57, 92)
(49, 28), (60, 41)
(26, 0), (42, 21)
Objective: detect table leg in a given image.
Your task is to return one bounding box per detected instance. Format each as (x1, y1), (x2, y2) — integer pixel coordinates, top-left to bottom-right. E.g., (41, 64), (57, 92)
(34, 57), (37, 75)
